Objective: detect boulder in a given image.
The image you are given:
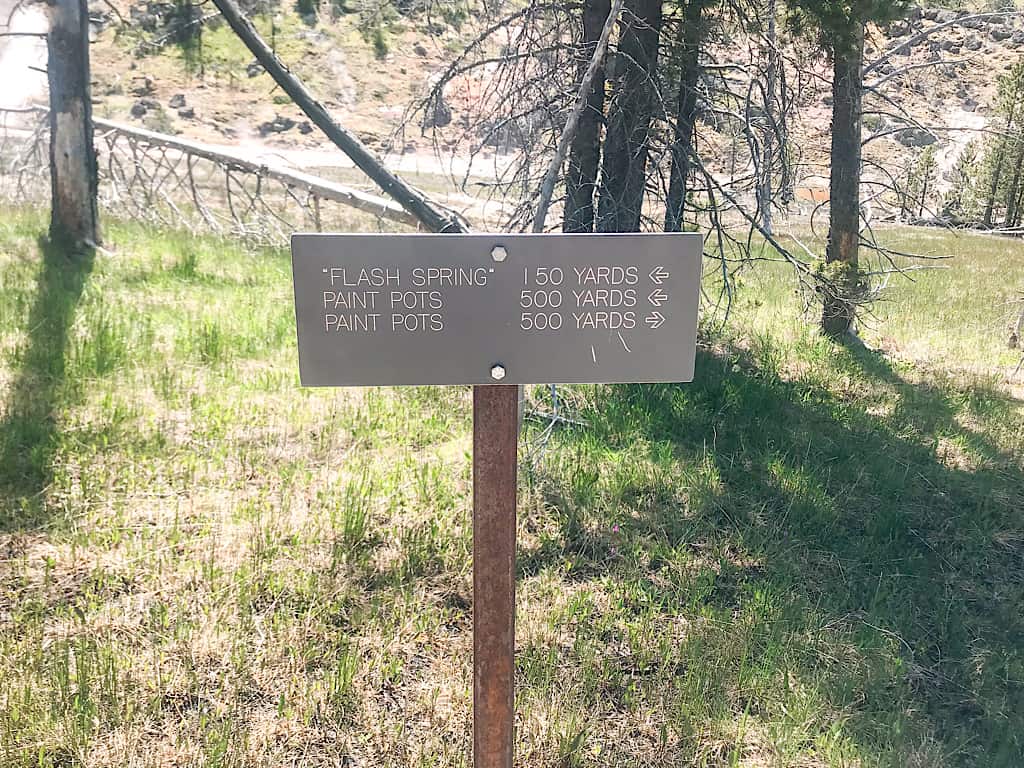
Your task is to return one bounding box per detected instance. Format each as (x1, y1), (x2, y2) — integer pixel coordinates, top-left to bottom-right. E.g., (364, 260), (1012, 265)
(177, 107), (195, 119)
(965, 35), (983, 51)
(169, 93), (186, 109)
(130, 98), (158, 118)
(130, 75), (155, 96)
(246, 60), (264, 78)
(422, 94), (452, 129)
(897, 127), (937, 147)
(991, 25), (1013, 41)
(258, 115), (296, 136)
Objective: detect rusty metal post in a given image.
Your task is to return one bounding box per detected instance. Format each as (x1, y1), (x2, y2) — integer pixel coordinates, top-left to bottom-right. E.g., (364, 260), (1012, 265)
(472, 384), (518, 768)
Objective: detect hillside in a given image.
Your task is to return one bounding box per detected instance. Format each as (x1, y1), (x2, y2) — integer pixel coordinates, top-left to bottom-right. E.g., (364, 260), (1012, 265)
(74, 1), (1024, 202)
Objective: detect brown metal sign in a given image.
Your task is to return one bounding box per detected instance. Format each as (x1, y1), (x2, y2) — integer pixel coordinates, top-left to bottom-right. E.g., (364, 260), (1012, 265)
(291, 233), (703, 386)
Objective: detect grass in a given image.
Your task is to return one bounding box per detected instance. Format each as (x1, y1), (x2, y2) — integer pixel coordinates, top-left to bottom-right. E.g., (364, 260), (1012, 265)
(0, 205), (1022, 767)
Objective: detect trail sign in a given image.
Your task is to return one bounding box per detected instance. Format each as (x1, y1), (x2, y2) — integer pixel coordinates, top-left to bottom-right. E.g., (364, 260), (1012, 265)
(291, 233), (703, 386)
(290, 231), (703, 768)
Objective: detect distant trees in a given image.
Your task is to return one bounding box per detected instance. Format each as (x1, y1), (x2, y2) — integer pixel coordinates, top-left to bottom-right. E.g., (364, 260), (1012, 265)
(979, 60), (1024, 230)
(47, 0), (99, 247)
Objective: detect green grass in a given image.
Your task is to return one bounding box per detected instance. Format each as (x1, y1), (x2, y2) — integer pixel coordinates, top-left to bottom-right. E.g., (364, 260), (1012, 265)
(0, 206), (1022, 767)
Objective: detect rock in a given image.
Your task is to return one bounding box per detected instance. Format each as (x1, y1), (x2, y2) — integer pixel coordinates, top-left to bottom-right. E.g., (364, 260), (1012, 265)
(258, 115), (296, 136)
(935, 9), (957, 23)
(991, 25), (1012, 41)
(177, 107), (195, 119)
(130, 98), (157, 118)
(169, 93), (186, 109)
(963, 98), (978, 112)
(921, 7), (939, 21)
(298, 121), (313, 134)
(422, 94), (452, 129)
(413, 42), (428, 57)
(1012, 30), (1024, 44)
(246, 60), (264, 78)
(906, 5), (922, 22)
(897, 127), (937, 147)
(887, 19), (912, 37)
(965, 35), (983, 51)
(130, 75), (155, 96)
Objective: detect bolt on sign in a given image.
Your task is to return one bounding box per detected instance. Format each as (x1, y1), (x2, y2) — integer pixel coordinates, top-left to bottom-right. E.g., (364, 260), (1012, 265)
(291, 232), (702, 768)
(291, 233), (703, 386)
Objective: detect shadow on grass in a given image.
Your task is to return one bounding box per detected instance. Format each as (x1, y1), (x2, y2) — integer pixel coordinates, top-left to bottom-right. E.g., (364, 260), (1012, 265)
(522, 343), (1023, 764)
(0, 236), (94, 530)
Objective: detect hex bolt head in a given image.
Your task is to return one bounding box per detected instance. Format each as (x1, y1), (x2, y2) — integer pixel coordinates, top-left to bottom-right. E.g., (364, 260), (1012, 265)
(490, 363), (507, 381)
(491, 245), (507, 263)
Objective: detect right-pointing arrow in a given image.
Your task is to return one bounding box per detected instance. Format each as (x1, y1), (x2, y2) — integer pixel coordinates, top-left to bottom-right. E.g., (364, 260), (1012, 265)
(648, 289), (668, 306)
(645, 311), (665, 329)
(649, 266), (670, 284)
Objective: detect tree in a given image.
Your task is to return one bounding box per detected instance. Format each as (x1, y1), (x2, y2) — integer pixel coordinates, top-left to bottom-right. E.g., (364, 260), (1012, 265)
(47, 0), (99, 247)
(595, 0), (664, 232)
(785, 0), (907, 337)
(563, 0), (611, 233)
(664, 0), (711, 232)
(982, 60), (1024, 228)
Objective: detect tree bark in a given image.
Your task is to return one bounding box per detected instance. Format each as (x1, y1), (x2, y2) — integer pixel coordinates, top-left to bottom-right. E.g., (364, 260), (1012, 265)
(757, 0), (778, 234)
(595, 0), (663, 233)
(210, 0), (465, 233)
(1004, 138), (1024, 227)
(47, 0), (99, 247)
(664, 0), (704, 232)
(822, 23), (864, 338)
(562, 0), (611, 233)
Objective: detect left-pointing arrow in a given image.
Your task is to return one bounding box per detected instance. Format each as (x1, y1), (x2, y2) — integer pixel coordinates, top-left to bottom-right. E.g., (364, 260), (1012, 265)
(648, 289), (668, 306)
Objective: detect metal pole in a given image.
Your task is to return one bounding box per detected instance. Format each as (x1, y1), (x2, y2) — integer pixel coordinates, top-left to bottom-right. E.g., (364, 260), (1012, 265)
(472, 384), (518, 768)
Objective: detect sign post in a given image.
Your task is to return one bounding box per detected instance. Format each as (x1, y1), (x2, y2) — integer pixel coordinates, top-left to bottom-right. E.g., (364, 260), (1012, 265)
(472, 384), (518, 768)
(290, 232), (703, 766)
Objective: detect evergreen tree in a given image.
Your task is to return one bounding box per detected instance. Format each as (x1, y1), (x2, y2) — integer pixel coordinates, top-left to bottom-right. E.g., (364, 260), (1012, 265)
(784, 0), (908, 337)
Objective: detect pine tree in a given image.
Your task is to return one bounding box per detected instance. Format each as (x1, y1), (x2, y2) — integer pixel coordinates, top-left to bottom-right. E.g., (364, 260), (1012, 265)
(784, 0), (908, 337)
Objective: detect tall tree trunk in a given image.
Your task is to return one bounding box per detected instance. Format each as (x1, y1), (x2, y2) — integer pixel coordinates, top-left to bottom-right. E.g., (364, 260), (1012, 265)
(756, 0), (778, 234)
(563, 0), (611, 233)
(983, 108), (1017, 227)
(822, 23), (864, 338)
(983, 145), (1006, 228)
(596, 0), (663, 233)
(664, 0), (703, 232)
(47, 0), (99, 247)
(1004, 138), (1024, 227)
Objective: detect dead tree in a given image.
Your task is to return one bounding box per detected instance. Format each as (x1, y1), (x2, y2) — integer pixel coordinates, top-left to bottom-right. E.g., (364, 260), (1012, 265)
(563, 0), (612, 233)
(665, 0), (710, 232)
(47, 0), (99, 247)
(595, 0), (664, 232)
(210, 0), (465, 234)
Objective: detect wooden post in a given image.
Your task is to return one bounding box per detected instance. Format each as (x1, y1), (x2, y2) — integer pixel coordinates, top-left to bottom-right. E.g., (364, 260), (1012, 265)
(472, 384), (518, 768)
(47, 0), (99, 246)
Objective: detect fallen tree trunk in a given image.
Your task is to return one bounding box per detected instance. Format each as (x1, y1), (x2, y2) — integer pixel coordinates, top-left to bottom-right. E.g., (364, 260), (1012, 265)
(89, 115), (420, 228)
(210, 0), (466, 234)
